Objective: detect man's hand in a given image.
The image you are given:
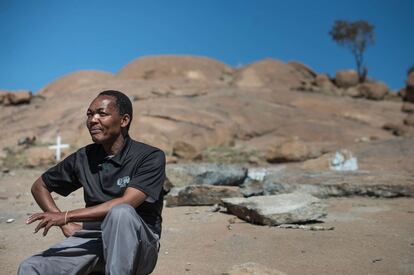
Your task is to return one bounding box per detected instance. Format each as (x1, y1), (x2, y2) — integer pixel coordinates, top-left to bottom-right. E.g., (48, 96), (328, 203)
(26, 212), (66, 236)
(60, 222), (82, 237)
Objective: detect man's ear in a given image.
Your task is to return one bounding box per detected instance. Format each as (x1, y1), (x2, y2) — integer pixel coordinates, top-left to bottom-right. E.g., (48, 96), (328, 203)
(121, 114), (131, 128)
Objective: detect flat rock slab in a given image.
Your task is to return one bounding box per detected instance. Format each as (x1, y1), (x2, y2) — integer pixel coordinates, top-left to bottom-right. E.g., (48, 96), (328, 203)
(221, 193), (327, 226)
(262, 170), (414, 198)
(166, 185), (243, 206)
(166, 163), (247, 187)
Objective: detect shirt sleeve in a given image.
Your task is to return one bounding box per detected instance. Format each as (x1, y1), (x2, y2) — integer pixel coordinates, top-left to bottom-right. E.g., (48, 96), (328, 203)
(128, 150), (166, 200)
(41, 152), (82, 196)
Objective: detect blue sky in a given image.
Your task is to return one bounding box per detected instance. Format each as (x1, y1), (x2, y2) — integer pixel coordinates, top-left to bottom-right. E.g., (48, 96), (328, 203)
(0, 0), (413, 92)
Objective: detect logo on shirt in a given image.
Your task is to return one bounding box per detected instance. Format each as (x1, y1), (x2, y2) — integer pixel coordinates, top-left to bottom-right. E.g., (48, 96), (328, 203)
(116, 176), (130, 188)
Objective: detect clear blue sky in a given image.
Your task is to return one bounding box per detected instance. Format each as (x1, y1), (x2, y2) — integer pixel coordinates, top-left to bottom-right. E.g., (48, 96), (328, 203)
(1, 0), (413, 92)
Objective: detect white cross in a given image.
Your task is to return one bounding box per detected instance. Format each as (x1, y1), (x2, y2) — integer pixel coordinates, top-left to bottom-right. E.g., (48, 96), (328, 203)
(48, 134), (69, 161)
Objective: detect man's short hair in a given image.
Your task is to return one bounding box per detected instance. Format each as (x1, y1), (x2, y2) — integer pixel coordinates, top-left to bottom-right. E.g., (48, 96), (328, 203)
(98, 90), (133, 133)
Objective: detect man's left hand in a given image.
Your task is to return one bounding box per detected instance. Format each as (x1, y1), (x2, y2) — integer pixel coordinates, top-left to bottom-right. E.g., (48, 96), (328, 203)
(26, 212), (66, 236)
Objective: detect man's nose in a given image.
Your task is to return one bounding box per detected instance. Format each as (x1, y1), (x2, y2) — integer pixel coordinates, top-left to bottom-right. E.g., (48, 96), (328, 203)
(89, 114), (100, 123)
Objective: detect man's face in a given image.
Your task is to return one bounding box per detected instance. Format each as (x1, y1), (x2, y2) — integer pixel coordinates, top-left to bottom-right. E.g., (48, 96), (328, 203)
(86, 95), (128, 144)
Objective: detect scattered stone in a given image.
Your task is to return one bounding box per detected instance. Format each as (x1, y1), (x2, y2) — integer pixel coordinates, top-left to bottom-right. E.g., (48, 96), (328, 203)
(247, 167), (279, 181)
(335, 70), (359, 88)
(17, 136), (36, 146)
(239, 178), (264, 197)
(277, 224), (334, 231)
(209, 203), (221, 212)
(163, 177), (174, 194)
(222, 193), (327, 226)
(228, 217), (237, 224)
(329, 150), (358, 171)
(354, 136), (377, 143)
(225, 262), (286, 275)
(382, 123), (408, 136)
(265, 139), (323, 163)
(6, 218), (15, 223)
(166, 163), (247, 187)
(166, 185), (243, 206)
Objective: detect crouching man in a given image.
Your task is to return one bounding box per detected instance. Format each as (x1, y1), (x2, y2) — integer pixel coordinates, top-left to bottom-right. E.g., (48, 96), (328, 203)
(19, 90), (165, 275)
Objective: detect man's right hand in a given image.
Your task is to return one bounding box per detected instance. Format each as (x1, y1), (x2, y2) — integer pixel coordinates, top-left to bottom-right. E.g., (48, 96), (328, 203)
(60, 222), (82, 237)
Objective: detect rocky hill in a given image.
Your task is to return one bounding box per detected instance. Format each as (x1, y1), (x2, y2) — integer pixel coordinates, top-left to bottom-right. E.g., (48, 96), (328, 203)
(0, 55), (413, 173)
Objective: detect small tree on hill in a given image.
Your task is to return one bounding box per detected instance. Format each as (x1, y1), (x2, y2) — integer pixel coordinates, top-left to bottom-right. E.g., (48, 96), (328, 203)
(329, 20), (375, 83)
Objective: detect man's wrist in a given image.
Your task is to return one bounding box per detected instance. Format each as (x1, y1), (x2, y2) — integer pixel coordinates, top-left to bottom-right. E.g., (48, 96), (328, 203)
(64, 210), (69, 224)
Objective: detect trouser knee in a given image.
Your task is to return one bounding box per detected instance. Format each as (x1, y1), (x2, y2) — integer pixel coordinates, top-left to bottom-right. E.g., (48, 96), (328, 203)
(103, 204), (137, 225)
(18, 257), (38, 275)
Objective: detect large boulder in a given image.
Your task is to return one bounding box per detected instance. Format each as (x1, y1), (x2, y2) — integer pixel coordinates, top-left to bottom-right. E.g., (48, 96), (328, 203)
(166, 163), (247, 187)
(265, 139), (323, 163)
(404, 113), (414, 127)
(116, 55), (232, 86)
(335, 70), (359, 88)
(221, 193), (327, 226)
(165, 185), (243, 206)
(358, 81), (389, 100)
(404, 87), (414, 103)
(404, 69), (414, 103)
(0, 90), (8, 104)
(407, 68), (414, 87)
(315, 74), (340, 95)
(401, 102), (414, 113)
(233, 59), (305, 89)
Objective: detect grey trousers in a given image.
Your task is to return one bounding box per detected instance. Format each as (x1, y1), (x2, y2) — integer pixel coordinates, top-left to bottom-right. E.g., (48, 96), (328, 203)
(18, 204), (160, 275)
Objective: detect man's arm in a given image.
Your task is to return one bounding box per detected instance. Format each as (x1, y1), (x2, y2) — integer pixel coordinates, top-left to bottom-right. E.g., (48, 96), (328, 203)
(27, 185), (147, 236)
(30, 177), (81, 237)
(31, 177), (61, 213)
(66, 187), (147, 222)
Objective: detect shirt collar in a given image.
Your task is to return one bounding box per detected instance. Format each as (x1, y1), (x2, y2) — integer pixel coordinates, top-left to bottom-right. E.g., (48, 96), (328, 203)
(96, 135), (131, 166)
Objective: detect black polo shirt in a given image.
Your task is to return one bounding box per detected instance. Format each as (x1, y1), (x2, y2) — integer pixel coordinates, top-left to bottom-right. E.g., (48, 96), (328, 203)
(41, 136), (166, 236)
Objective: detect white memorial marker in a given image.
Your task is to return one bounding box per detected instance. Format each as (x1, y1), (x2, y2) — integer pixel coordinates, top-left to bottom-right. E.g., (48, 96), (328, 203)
(48, 134), (69, 161)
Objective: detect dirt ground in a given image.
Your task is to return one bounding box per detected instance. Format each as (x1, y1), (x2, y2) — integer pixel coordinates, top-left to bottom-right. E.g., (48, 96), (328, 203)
(0, 169), (413, 275)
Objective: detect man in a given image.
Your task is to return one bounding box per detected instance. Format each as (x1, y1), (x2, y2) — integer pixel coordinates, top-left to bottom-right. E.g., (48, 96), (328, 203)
(18, 90), (166, 275)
